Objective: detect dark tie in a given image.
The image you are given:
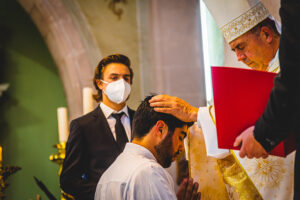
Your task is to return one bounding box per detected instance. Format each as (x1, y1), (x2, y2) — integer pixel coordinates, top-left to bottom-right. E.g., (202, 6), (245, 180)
(111, 112), (128, 151)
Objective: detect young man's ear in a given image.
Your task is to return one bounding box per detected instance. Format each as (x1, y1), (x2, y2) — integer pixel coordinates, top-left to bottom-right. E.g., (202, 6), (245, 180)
(96, 79), (104, 90)
(155, 120), (166, 138)
(260, 26), (273, 43)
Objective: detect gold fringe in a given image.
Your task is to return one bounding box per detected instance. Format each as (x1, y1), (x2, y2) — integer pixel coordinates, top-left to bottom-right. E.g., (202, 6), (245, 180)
(209, 106), (263, 200)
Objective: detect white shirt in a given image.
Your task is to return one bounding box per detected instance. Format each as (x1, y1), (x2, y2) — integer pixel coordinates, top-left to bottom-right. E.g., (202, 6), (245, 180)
(100, 102), (131, 141)
(94, 143), (177, 200)
(267, 50), (280, 73)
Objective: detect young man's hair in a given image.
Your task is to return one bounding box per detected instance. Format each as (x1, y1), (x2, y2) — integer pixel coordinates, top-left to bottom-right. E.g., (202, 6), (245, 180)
(93, 54), (134, 102)
(132, 95), (194, 139)
(250, 18), (280, 38)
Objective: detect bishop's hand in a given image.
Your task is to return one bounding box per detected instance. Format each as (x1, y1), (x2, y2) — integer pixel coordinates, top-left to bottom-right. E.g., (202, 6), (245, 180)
(234, 126), (269, 159)
(149, 95), (198, 122)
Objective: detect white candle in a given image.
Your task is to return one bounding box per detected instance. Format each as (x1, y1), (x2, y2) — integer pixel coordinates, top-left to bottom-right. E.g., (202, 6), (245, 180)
(83, 87), (94, 114)
(57, 107), (69, 143)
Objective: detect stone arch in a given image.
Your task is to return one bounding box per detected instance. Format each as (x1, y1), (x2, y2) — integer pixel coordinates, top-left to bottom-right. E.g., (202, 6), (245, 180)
(17, 0), (101, 119)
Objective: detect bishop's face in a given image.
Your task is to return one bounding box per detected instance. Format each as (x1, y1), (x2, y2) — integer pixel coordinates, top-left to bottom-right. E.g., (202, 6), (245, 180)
(154, 125), (187, 168)
(229, 30), (272, 71)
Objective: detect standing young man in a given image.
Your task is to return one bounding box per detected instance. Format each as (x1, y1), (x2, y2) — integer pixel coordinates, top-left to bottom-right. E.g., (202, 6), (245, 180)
(60, 54), (135, 200)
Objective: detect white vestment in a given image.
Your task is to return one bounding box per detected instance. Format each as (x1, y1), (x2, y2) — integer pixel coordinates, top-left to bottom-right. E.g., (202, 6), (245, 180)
(94, 143), (176, 200)
(196, 53), (295, 200)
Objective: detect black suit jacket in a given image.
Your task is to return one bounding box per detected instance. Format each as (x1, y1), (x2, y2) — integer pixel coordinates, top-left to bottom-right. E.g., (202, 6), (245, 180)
(253, 1), (300, 199)
(60, 106), (135, 200)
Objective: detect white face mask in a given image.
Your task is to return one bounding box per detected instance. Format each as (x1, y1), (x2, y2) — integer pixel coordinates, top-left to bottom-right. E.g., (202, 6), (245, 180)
(101, 79), (131, 104)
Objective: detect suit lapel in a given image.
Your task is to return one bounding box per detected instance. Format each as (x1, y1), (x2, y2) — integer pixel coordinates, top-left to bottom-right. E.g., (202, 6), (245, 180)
(94, 106), (119, 148)
(94, 106), (135, 147)
(128, 107), (135, 127)
(127, 107), (135, 141)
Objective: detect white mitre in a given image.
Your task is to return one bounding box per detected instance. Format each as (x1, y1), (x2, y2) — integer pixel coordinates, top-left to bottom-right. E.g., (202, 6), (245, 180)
(203, 0), (270, 43)
(261, 0), (280, 22)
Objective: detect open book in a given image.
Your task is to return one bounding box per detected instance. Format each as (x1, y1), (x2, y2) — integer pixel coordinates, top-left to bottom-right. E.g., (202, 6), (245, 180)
(212, 66), (296, 157)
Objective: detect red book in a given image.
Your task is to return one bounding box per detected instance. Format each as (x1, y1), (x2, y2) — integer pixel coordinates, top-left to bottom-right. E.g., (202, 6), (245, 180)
(211, 66), (296, 157)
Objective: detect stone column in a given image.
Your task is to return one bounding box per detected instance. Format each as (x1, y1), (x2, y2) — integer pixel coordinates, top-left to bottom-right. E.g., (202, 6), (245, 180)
(18, 0), (99, 120)
(137, 0), (207, 188)
(138, 0), (206, 107)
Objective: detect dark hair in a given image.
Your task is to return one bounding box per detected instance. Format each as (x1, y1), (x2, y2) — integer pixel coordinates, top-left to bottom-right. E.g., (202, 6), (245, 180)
(250, 18), (280, 37)
(93, 54), (134, 102)
(132, 95), (194, 139)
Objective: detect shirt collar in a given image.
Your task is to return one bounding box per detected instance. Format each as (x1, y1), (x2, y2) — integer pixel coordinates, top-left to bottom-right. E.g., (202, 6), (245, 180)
(267, 50), (280, 73)
(123, 143), (157, 162)
(100, 102), (129, 119)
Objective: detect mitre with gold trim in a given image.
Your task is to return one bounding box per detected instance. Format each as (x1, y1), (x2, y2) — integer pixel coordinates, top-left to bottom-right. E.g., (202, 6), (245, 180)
(203, 0), (270, 43)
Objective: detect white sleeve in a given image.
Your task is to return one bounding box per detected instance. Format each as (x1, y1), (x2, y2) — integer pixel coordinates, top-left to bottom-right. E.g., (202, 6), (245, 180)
(126, 165), (177, 200)
(197, 106), (230, 158)
(94, 182), (124, 200)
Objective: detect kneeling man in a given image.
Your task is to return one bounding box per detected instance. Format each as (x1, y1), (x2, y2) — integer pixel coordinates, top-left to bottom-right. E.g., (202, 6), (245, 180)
(95, 95), (200, 200)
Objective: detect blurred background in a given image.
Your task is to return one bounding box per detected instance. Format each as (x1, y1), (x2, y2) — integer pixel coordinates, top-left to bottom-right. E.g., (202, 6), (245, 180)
(0, 0), (248, 199)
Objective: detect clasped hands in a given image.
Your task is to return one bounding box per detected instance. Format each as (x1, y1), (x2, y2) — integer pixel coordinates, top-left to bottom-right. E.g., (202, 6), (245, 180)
(177, 178), (201, 200)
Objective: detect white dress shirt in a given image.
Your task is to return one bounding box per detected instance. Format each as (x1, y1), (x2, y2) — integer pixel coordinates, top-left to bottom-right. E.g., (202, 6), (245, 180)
(100, 102), (131, 141)
(267, 50), (280, 73)
(94, 143), (177, 200)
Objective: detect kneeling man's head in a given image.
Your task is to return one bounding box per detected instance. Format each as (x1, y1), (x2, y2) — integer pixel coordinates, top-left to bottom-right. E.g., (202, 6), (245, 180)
(132, 95), (193, 168)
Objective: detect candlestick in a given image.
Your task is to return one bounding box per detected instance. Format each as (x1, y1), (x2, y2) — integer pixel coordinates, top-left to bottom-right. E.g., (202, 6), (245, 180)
(49, 142), (74, 199)
(83, 87), (94, 115)
(0, 165), (21, 199)
(49, 142), (66, 175)
(57, 107), (69, 143)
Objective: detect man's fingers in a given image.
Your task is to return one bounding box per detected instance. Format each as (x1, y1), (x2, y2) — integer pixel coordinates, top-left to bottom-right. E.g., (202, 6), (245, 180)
(153, 107), (174, 114)
(254, 148), (269, 159)
(233, 135), (243, 147)
(192, 182), (199, 200)
(254, 151), (264, 158)
(177, 178), (201, 200)
(150, 102), (172, 108)
(258, 142), (269, 159)
(239, 152), (246, 158)
(195, 192), (201, 200)
(178, 178), (188, 189)
(262, 153), (269, 159)
(234, 126), (269, 159)
(254, 153), (261, 158)
(176, 178), (188, 199)
(149, 94), (171, 103)
(184, 178), (194, 200)
(239, 145), (246, 158)
(262, 154), (268, 159)
(247, 154), (254, 159)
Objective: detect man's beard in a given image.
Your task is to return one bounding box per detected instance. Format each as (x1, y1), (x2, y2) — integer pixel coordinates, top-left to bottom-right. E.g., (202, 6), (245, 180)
(154, 131), (179, 168)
